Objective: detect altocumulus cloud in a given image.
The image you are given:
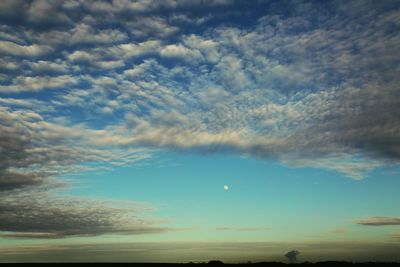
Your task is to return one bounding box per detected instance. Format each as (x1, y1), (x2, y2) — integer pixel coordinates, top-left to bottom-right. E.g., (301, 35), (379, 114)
(0, 191), (172, 239)
(1, 0), (400, 237)
(0, 106), (165, 238)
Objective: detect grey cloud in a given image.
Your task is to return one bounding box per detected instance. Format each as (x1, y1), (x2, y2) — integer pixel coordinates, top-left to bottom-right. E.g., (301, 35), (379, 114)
(0, 0), (72, 28)
(0, 190), (171, 238)
(0, 113), (146, 180)
(116, 3), (400, 178)
(1, 0), (399, 193)
(0, 171), (65, 191)
(27, 0), (71, 26)
(85, 0), (234, 15)
(355, 217), (400, 226)
(0, 110), (139, 179)
(0, 107), (163, 238)
(0, 0), (29, 22)
(0, 0), (233, 32)
(0, 57), (19, 71)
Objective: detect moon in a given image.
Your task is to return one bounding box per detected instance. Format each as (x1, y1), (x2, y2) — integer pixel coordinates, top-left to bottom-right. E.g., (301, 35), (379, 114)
(223, 185), (229, 191)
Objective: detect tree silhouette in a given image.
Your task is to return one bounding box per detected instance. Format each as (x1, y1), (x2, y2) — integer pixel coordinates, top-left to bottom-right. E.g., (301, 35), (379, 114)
(285, 250), (300, 263)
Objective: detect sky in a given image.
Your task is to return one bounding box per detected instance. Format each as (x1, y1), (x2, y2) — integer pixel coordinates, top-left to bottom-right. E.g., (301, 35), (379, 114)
(1, 0), (400, 263)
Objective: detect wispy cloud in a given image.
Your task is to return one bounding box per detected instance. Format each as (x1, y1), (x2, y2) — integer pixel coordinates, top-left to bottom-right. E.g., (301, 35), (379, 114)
(355, 217), (400, 226)
(331, 228), (346, 234)
(391, 232), (400, 240)
(215, 227), (269, 232)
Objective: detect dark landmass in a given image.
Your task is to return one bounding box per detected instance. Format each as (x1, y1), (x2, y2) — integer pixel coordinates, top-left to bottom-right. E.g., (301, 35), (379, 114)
(1, 262), (400, 266)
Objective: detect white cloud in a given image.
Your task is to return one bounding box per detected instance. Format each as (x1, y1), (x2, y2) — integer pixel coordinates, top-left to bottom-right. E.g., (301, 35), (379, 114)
(183, 34), (220, 63)
(159, 44), (204, 63)
(69, 23), (128, 45)
(67, 50), (96, 62)
(96, 59), (125, 69)
(0, 75), (78, 93)
(126, 16), (179, 38)
(0, 40), (51, 57)
(111, 40), (161, 58)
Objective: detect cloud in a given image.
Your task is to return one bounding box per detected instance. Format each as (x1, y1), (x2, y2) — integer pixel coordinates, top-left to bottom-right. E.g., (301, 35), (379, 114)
(331, 228), (346, 234)
(68, 24), (128, 45)
(0, 0), (399, 215)
(0, 40), (52, 57)
(0, 75), (78, 93)
(84, 0), (234, 14)
(0, 171), (65, 191)
(0, 0), (28, 22)
(31, 24), (128, 47)
(29, 60), (69, 73)
(0, 107), (160, 238)
(215, 227), (269, 231)
(0, 97), (45, 109)
(27, 0), (71, 26)
(159, 44), (203, 63)
(126, 16), (179, 38)
(355, 217), (400, 226)
(67, 50), (96, 62)
(391, 233), (400, 240)
(0, 190), (171, 238)
(110, 40), (161, 58)
(95, 59), (125, 70)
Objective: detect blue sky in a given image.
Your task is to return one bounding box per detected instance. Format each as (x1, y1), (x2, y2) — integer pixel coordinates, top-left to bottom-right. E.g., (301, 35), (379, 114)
(1, 0), (400, 262)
